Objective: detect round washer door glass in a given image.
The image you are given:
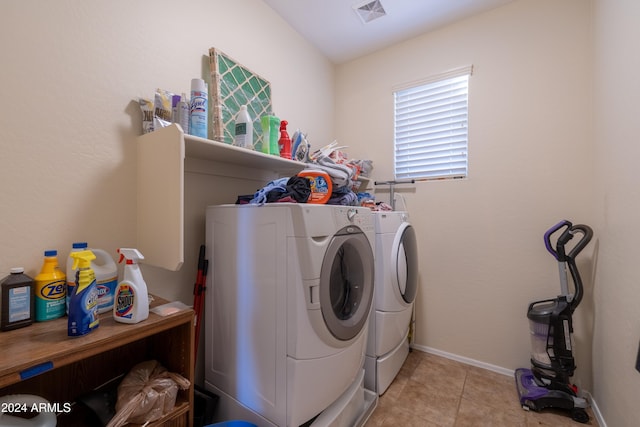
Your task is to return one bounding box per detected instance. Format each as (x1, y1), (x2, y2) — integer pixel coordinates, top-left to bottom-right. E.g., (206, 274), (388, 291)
(319, 226), (374, 341)
(393, 223), (418, 304)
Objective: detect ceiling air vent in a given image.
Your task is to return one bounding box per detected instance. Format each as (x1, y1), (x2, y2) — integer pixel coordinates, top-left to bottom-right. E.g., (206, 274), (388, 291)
(353, 0), (387, 24)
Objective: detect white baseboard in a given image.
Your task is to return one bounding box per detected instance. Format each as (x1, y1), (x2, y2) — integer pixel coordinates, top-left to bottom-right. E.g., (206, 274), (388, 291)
(583, 391), (607, 427)
(411, 344), (607, 427)
(412, 344), (514, 376)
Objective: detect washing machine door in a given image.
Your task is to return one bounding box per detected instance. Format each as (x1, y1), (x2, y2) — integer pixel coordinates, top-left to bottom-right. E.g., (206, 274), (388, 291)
(392, 222), (418, 304)
(319, 225), (374, 341)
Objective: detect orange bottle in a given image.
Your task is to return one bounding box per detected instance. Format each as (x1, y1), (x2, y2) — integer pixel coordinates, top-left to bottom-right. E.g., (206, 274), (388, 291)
(298, 170), (332, 204)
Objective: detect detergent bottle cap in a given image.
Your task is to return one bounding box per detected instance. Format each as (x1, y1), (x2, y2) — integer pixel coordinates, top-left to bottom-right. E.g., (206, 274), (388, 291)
(70, 250), (96, 270)
(44, 250), (57, 257)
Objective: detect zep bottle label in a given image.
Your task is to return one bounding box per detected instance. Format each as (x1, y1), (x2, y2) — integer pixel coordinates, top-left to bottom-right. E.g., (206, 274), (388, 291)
(35, 279), (66, 321)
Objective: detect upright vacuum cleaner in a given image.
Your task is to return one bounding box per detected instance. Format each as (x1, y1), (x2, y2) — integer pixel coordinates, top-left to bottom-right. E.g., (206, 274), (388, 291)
(515, 220), (593, 423)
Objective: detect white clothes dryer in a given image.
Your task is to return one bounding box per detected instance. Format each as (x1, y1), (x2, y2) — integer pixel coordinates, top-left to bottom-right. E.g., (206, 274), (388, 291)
(365, 211), (418, 395)
(204, 204), (376, 427)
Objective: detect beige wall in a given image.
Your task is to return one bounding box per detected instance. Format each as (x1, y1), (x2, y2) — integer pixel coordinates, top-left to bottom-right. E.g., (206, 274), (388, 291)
(0, 0), (334, 381)
(336, 0), (593, 375)
(0, 0), (333, 302)
(335, 0), (640, 424)
(2, 0), (638, 424)
(592, 0), (640, 425)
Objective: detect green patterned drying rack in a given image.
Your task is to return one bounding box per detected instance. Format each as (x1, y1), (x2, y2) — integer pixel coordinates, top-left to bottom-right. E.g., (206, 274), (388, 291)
(209, 47), (272, 146)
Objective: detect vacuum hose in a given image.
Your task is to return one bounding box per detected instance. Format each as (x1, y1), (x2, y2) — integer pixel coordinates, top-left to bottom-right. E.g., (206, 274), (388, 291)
(543, 221), (593, 312)
(566, 224), (593, 312)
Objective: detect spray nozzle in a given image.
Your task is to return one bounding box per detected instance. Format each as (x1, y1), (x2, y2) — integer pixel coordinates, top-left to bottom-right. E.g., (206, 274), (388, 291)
(117, 248), (145, 265)
(70, 250), (96, 270)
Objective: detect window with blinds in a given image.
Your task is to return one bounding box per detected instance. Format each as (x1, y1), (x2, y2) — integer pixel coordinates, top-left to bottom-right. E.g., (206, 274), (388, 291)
(394, 66), (472, 180)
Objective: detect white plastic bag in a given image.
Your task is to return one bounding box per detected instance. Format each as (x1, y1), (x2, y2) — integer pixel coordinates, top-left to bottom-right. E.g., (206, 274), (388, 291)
(106, 360), (190, 427)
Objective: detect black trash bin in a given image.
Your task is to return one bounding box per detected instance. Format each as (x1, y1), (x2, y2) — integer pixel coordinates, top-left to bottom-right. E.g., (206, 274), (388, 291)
(193, 385), (219, 427)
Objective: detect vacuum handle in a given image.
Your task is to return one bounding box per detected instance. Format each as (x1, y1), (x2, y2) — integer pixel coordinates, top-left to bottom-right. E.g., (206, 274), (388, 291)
(567, 225), (592, 311)
(567, 224), (593, 259)
(544, 220), (573, 260)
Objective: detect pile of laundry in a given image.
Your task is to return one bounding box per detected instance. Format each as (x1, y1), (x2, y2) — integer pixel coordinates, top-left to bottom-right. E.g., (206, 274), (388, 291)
(241, 142), (372, 206)
(245, 175), (312, 205)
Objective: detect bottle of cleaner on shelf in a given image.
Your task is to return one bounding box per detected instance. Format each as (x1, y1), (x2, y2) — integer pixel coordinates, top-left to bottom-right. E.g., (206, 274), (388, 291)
(34, 250), (66, 321)
(91, 249), (118, 314)
(189, 78), (208, 138)
(278, 120), (291, 160)
(177, 93), (190, 135)
(260, 116), (271, 154)
(68, 250), (100, 337)
(269, 116), (281, 156)
(65, 243), (116, 314)
(66, 241), (88, 314)
(113, 248), (149, 324)
(234, 105), (253, 149)
(0, 267), (35, 331)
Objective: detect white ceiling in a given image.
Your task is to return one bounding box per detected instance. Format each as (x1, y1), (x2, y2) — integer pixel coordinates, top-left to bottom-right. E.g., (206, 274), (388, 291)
(262, 0), (515, 64)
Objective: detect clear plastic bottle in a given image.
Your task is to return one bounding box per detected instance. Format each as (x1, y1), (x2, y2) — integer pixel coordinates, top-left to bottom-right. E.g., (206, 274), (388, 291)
(189, 78), (208, 138)
(234, 105), (253, 149)
(34, 250), (66, 321)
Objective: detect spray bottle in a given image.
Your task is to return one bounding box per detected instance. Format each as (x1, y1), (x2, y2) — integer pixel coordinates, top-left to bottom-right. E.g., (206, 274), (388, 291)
(278, 120), (292, 160)
(113, 248), (149, 324)
(68, 250), (100, 337)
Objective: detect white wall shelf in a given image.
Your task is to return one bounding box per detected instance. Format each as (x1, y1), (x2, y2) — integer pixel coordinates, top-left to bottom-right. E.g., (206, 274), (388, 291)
(137, 124), (306, 271)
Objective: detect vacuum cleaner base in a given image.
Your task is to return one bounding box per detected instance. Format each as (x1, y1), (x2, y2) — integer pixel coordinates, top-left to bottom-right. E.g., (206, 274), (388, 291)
(515, 368), (590, 424)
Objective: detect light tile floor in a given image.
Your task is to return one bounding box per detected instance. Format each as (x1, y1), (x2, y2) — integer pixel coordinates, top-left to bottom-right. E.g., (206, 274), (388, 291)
(365, 349), (598, 427)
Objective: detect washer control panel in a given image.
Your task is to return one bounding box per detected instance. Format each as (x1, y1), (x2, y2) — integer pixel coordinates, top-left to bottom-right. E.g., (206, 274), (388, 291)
(333, 206), (374, 233)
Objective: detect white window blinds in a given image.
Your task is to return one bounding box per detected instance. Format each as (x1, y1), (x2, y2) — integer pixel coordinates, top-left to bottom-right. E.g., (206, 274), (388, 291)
(394, 66), (472, 180)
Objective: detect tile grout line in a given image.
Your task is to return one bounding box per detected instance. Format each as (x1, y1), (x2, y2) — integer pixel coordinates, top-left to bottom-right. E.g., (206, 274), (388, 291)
(452, 365), (470, 426)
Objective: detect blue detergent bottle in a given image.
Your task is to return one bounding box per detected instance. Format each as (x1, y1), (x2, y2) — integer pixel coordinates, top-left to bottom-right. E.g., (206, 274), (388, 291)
(68, 250), (100, 337)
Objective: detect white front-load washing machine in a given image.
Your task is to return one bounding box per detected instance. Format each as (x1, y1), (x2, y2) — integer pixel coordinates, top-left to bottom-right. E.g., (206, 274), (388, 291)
(365, 211), (418, 395)
(204, 204), (376, 427)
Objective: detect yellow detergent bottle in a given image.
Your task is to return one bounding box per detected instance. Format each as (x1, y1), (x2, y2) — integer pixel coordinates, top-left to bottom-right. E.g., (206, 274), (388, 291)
(34, 250), (66, 321)
(68, 250), (100, 336)
(113, 248), (149, 324)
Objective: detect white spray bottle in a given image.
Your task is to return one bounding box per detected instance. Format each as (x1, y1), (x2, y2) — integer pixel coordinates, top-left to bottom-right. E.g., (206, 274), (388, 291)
(113, 248), (149, 324)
